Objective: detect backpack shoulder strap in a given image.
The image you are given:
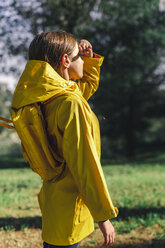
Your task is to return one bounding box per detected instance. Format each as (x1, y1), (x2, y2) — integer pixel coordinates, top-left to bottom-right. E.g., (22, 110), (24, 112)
(0, 116), (15, 129)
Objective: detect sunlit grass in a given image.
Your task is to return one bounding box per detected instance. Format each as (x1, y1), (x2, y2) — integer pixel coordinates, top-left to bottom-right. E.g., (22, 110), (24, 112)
(0, 156), (165, 235)
(103, 164), (165, 209)
(0, 168), (42, 217)
(102, 162), (165, 233)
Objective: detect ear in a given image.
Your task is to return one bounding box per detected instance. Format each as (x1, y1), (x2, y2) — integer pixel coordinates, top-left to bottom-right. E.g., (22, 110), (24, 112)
(61, 54), (71, 68)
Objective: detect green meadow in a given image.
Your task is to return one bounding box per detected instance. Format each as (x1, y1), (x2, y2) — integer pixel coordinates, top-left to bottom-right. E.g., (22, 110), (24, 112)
(0, 153), (165, 247)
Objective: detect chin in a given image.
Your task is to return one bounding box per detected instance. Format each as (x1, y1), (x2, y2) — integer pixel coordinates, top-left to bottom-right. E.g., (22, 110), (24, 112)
(77, 75), (83, 80)
(70, 72), (83, 80)
(77, 72), (84, 79)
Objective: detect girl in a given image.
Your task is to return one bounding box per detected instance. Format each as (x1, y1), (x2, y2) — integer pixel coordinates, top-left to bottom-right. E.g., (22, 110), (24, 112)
(11, 31), (118, 248)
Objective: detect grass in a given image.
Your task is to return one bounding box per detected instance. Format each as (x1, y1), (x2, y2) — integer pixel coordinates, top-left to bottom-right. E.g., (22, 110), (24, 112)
(0, 153), (164, 242)
(155, 230), (165, 240)
(104, 163), (165, 209)
(0, 168), (42, 218)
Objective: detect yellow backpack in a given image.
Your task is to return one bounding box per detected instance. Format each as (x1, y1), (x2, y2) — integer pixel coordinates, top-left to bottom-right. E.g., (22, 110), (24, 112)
(1, 103), (65, 181)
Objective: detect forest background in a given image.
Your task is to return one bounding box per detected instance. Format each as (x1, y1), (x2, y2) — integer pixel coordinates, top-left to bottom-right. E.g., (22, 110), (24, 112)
(0, 0), (165, 160)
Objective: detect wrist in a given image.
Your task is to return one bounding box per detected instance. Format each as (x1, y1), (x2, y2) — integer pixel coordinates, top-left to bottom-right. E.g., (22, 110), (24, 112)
(98, 219), (109, 223)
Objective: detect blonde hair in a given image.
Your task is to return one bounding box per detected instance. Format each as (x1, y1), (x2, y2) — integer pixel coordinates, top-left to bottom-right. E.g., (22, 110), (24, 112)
(28, 31), (77, 69)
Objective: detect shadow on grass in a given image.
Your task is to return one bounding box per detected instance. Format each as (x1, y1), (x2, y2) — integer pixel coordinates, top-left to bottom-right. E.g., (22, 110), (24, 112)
(79, 241), (165, 248)
(0, 216), (41, 230)
(111, 240), (165, 248)
(0, 207), (164, 231)
(116, 206), (165, 220)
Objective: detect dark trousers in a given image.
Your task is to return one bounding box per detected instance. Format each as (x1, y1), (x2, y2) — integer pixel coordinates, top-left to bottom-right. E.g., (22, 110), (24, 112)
(43, 241), (79, 248)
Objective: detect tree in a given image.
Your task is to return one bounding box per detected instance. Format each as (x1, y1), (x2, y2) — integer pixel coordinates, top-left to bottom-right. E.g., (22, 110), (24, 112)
(0, 0), (37, 76)
(0, 0), (96, 77)
(1, 0), (165, 157)
(89, 0), (165, 157)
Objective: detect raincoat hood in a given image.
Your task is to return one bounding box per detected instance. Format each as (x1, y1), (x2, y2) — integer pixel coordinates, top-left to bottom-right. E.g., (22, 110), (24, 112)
(12, 60), (82, 109)
(10, 59), (85, 181)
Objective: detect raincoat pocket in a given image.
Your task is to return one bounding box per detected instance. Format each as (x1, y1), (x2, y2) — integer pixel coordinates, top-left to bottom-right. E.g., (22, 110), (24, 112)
(79, 198), (91, 223)
(74, 195), (91, 225)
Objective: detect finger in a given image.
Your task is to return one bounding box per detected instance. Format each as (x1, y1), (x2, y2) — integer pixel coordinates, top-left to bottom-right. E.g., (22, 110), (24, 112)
(81, 43), (87, 53)
(84, 47), (90, 53)
(87, 48), (93, 57)
(79, 45), (84, 54)
(83, 41), (92, 48)
(79, 40), (92, 49)
(79, 42), (93, 57)
(78, 44), (82, 52)
(82, 41), (90, 51)
(109, 235), (113, 245)
(109, 233), (115, 244)
(112, 229), (115, 243)
(78, 43), (82, 50)
(85, 44), (91, 50)
(113, 231), (115, 243)
(88, 47), (93, 54)
(83, 44), (88, 52)
(88, 44), (92, 49)
(103, 235), (110, 246)
(79, 41), (86, 48)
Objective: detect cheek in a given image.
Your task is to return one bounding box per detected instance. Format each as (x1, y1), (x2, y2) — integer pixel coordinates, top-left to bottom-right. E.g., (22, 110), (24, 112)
(69, 59), (83, 79)
(78, 61), (83, 70)
(74, 62), (82, 73)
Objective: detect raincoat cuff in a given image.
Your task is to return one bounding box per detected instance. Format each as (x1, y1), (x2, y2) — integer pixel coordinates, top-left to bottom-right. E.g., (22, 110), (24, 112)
(95, 207), (119, 222)
(82, 53), (104, 67)
(93, 53), (99, 58)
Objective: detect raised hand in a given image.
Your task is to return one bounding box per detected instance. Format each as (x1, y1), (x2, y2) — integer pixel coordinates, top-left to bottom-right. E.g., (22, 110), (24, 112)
(78, 39), (93, 58)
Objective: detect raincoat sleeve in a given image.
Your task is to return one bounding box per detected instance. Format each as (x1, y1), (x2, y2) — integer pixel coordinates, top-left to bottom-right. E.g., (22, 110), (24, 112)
(76, 54), (104, 101)
(57, 96), (118, 222)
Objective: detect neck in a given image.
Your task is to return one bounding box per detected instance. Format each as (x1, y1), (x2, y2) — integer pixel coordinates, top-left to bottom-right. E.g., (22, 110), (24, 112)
(57, 67), (69, 81)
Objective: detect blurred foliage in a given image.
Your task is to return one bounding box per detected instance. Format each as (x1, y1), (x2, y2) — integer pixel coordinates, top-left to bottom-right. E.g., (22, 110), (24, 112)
(0, 84), (22, 157)
(0, 84), (12, 133)
(1, 0), (165, 158)
(89, 0), (165, 157)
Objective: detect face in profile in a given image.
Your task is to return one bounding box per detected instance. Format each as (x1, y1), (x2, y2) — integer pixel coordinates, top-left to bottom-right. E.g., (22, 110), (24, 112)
(68, 43), (84, 80)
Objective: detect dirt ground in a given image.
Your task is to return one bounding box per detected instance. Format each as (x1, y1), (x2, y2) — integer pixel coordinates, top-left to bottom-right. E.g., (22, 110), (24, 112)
(0, 225), (164, 248)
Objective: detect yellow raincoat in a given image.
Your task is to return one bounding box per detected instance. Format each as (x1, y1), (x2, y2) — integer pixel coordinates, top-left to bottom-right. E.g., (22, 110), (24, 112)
(10, 54), (118, 245)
